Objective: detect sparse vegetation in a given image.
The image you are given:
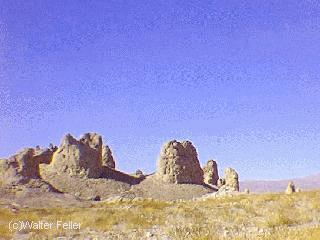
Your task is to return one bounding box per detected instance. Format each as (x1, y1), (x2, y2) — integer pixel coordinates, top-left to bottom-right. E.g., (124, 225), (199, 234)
(0, 190), (319, 239)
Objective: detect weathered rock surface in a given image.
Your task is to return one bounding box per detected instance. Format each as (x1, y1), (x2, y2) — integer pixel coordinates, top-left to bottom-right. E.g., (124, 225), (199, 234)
(34, 147), (57, 164)
(216, 168), (239, 193)
(156, 140), (204, 184)
(46, 133), (104, 178)
(0, 148), (57, 192)
(0, 158), (20, 186)
(45, 133), (119, 178)
(80, 133), (103, 152)
(224, 167), (239, 191)
(102, 145), (115, 169)
(285, 181), (296, 194)
(39, 133), (144, 199)
(203, 160), (219, 186)
(0, 147), (56, 186)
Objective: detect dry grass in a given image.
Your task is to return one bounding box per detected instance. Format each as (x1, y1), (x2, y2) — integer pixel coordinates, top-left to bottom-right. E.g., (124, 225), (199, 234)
(0, 190), (319, 239)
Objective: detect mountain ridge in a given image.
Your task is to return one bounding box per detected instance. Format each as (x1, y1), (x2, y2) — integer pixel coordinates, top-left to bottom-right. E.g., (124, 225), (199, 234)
(240, 172), (320, 192)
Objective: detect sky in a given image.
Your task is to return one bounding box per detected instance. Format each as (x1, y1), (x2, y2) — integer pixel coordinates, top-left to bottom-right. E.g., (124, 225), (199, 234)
(1, 0), (320, 180)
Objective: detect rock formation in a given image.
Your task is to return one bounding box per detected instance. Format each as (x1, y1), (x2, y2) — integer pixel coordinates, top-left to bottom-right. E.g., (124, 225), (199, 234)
(224, 167), (239, 191)
(47, 133), (104, 178)
(285, 181), (296, 194)
(203, 160), (219, 186)
(156, 140), (203, 184)
(102, 145), (115, 169)
(10, 148), (41, 180)
(80, 133), (103, 153)
(216, 168), (239, 193)
(1, 133), (227, 200)
(0, 147), (56, 189)
(34, 147), (57, 164)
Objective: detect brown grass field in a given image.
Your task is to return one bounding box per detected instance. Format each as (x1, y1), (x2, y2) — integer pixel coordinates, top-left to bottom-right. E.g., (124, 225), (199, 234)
(0, 190), (319, 240)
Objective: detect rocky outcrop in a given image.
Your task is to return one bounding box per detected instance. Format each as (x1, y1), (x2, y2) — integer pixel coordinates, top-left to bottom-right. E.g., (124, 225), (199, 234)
(156, 140), (203, 184)
(2, 132), (242, 200)
(0, 158), (21, 186)
(285, 181), (296, 194)
(37, 133), (139, 199)
(0, 147), (56, 190)
(216, 168), (239, 193)
(203, 160), (219, 186)
(40, 133), (145, 198)
(10, 148), (41, 179)
(47, 133), (104, 178)
(34, 148), (57, 164)
(224, 167), (239, 191)
(102, 145), (115, 169)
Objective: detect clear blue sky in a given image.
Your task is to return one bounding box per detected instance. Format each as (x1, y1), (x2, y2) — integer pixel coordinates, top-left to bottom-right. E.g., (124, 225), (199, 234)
(1, 0), (320, 180)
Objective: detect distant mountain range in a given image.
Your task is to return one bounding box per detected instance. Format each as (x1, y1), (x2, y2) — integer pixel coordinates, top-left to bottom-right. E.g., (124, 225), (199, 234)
(240, 172), (320, 193)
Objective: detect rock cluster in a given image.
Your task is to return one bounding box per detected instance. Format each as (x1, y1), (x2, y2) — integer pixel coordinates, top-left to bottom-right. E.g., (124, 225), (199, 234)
(203, 160), (219, 186)
(0, 132), (242, 200)
(156, 140), (204, 184)
(46, 133), (115, 178)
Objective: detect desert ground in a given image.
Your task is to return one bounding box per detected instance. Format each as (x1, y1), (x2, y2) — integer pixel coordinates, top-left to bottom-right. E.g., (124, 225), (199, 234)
(0, 189), (319, 240)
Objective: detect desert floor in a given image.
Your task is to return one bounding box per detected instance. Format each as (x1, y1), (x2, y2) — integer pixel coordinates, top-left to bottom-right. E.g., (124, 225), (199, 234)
(0, 190), (319, 240)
